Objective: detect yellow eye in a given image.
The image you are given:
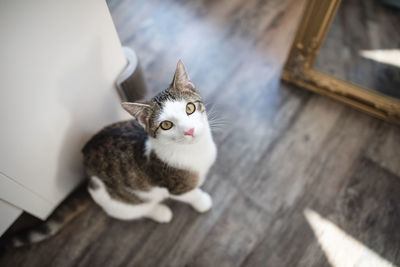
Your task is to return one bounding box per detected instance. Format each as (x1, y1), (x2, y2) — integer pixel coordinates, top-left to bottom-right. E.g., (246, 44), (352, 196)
(186, 102), (196, 115)
(160, 120), (173, 130)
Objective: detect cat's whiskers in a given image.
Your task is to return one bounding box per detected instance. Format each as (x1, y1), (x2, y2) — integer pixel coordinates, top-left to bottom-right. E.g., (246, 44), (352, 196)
(204, 104), (228, 133)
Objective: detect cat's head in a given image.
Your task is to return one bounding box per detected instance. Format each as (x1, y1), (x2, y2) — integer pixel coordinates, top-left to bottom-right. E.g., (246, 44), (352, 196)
(121, 60), (209, 144)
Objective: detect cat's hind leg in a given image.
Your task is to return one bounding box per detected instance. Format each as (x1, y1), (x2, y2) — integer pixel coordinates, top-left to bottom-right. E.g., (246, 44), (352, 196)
(88, 176), (172, 223)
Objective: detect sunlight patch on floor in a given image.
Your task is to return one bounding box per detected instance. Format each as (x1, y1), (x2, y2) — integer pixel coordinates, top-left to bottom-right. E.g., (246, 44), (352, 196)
(304, 209), (394, 267)
(359, 49), (400, 68)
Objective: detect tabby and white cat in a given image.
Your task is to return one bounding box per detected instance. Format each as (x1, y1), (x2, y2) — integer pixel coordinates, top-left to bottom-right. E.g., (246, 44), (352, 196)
(1, 60), (214, 248)
(83, 60), (217, 222)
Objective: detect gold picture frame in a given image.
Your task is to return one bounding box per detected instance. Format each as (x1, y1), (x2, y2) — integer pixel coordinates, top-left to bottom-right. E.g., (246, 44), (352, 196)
(282, 0), (400, 125)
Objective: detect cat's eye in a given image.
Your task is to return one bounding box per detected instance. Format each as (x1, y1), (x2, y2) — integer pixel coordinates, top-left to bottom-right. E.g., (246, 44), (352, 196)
(186, 102), (196, 115)
(160, 120), (173, 130)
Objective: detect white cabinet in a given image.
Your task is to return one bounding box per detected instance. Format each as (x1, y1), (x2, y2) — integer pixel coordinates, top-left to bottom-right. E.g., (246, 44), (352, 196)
(0, 0), (129, 234)
(0, 200), (22, 236)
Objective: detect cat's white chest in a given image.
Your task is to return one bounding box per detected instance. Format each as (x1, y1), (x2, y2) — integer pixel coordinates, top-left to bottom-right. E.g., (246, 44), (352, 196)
(149, 134), (217, 186)
(180, 140), (217, 184)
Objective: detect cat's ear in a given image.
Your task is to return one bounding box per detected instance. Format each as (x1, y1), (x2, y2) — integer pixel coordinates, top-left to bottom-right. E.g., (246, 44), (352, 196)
(121, 102), (152, 129)
(172, 60), (195, 91)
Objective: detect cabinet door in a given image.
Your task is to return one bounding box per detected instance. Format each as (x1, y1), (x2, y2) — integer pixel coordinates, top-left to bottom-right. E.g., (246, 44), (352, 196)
(0, 0), (129, 220)
(0, 200), (22, 236)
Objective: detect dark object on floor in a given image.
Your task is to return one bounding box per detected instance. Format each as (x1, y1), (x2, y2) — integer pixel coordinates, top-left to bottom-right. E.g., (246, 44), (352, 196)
(117, 47), (148, 102)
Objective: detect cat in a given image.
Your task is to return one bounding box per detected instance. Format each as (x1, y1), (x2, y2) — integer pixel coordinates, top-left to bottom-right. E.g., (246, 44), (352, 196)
(82, 60), (217, 222)
(1, 60), (216, 249)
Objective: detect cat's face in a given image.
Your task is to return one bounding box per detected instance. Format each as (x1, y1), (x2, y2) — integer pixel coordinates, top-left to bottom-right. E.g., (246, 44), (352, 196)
(154, 97), (207, 144)
(122, 60), (209, 144)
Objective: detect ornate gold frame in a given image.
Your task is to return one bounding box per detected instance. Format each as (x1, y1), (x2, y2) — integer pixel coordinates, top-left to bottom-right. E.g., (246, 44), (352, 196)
(282, 0), (400, 125)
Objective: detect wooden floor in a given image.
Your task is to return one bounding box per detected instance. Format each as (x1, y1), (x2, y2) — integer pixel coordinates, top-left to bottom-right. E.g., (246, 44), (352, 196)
(1, 0), (400, 266)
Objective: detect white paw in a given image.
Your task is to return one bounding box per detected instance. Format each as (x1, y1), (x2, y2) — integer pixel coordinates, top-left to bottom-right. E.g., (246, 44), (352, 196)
(192, 192), (213, 213)
(149, 204), (173, 223)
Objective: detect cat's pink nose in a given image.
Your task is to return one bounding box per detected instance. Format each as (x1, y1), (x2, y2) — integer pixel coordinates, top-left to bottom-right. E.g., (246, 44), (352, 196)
(184, 128), (194, 137)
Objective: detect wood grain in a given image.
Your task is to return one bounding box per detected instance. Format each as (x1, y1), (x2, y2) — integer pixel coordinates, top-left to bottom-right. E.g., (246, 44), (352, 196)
(1, 0), (400, 266)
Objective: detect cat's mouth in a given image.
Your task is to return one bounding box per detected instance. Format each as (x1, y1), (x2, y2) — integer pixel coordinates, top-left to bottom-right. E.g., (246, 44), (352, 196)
(178, 134), (199, 145)
(184, 134), (196, 142)
(170, 135), (196, 144)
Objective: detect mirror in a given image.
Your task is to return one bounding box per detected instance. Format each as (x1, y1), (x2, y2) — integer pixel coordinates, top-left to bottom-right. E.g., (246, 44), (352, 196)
(282, 0), (400, 125)
(315, 0), (400, 99)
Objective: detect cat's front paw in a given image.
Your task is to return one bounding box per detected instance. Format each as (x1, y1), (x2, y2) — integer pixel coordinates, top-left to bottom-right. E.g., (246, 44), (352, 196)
(148, 204), (173, 223)
(192, 191), (213, 213)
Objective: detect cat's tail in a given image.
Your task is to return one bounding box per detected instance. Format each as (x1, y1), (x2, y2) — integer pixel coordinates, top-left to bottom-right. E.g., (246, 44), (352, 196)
(0, 182), (91, 249)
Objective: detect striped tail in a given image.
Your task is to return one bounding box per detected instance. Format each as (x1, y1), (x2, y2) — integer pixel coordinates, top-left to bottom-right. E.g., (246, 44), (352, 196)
(2, 183), (91, 248)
